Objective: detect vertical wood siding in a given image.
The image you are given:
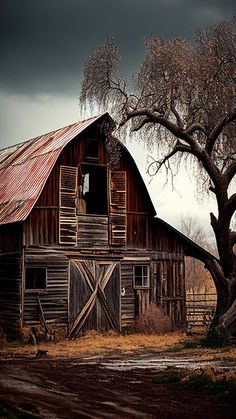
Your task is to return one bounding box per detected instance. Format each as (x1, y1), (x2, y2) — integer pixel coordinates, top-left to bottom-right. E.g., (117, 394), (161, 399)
(24, 164), (59, 246)
(0, 224), (23, 253)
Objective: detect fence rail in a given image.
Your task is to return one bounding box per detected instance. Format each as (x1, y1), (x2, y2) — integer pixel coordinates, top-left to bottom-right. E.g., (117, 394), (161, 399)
(186, 293), (217, 331)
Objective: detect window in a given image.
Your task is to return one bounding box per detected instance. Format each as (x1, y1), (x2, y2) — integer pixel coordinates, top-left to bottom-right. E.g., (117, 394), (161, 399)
(133, 265), (149, 289)
(25, 267), (46, 290)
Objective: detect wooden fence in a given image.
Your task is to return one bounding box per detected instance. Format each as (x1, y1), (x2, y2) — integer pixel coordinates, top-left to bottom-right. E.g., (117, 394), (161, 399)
(186, 293), (217, 332)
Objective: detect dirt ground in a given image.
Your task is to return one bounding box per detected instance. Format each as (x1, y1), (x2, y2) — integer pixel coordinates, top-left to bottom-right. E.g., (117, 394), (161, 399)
(1, 333), (236, 418)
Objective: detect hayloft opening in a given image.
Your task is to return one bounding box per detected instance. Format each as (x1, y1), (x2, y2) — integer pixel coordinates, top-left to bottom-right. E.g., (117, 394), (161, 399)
(79, 163), (108, 215)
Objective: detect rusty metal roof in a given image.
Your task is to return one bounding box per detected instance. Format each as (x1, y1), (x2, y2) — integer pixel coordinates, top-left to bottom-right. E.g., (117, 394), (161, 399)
(0, 114), (108, 225)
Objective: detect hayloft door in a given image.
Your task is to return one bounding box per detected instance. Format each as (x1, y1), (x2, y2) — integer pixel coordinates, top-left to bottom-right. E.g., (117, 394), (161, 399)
(59, 166), (78, 245)
(69, 260), (120, 338)
(109, 171), (127, 246)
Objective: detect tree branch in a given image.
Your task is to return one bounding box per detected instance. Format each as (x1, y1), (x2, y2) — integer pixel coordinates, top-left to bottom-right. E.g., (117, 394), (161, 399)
(210, 212), (218, 233)
(170, 96), (183, 129)
(204, 258), (228, 291)
(147, 140), (191, 176)
(230, 231), (236, 247)
(185, 123), (207, 136)
(120, 108), (223, 186)
(120, 108), (197, 147)
(133, 117), (150, 132)
(224, 193), (236, 221)
(206, 110), (236, 155)
(224, 160), (236, 187)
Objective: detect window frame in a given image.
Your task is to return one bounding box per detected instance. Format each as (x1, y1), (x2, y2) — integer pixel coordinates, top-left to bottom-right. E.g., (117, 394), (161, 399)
(133, 265), (150, 289)
(24, 266), (47, 292)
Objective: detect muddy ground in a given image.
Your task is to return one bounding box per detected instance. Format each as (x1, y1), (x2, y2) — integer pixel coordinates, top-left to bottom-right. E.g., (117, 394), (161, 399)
(1, 350), (236, 418)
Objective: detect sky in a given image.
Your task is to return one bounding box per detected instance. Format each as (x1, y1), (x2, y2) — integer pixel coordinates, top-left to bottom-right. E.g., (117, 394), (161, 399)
(0, 0), (235, 239)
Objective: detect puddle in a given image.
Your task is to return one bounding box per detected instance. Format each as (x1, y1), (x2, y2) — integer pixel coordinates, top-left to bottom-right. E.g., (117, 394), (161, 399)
(100, 356), (236, 371)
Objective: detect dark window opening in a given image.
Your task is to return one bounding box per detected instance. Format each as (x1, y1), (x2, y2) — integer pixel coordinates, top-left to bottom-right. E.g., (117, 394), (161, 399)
(25, 267), (46, 290)
(133, 265), (149, 289)
(78, 164), (108, 215)
(85, 139), (99, 161)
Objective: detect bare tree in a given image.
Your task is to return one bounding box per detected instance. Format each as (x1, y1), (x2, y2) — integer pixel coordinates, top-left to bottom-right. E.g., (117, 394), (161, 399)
(180, 216), (208, 248)
(80, 19), (236, 336)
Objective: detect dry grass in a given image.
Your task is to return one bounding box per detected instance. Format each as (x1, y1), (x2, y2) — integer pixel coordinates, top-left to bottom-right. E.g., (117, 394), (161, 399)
(134, 304), (172, 334)
(188, 345), (236, 361)
(0, 331), (188, 358)
(1, 331), (236, 361)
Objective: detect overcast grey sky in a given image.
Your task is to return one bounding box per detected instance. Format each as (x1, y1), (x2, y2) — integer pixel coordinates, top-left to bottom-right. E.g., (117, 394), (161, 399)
(1, 0), (235, 145)
(0, 0), (235, 233)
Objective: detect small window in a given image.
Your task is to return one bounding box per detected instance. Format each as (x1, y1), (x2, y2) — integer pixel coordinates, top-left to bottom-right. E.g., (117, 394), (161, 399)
(133, 265), (149, 289)
(25, 267), (46, 290)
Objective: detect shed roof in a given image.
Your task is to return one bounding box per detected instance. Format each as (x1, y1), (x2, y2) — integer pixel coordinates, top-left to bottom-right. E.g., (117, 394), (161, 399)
(0, 114), (107, 225)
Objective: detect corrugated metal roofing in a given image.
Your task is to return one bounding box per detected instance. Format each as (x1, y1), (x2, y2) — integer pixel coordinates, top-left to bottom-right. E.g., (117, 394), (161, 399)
(0, 114), (108, 225)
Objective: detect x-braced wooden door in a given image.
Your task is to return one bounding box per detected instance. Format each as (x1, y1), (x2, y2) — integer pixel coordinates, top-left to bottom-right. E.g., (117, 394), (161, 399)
(69, 260), (120, 338)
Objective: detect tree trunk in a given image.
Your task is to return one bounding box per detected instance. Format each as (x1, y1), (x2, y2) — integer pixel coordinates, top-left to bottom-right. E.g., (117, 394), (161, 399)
(205, 258), (236, 336)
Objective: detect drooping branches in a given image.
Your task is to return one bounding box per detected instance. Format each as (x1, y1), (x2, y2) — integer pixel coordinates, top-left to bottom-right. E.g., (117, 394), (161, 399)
(80, 18), (236, 281)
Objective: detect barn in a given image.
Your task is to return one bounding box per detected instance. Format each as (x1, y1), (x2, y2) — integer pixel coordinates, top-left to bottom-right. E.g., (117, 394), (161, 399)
(0, 112), (214, 339)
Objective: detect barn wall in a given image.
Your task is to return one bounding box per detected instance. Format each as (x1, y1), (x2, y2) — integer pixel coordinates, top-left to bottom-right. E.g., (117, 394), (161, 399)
(23, 249), (68, 327)
(120, 253), (186, 330)
(153, 221), (183, 253)
(0, 252), (22, 338)
(77, 215), (108, 247)
(155, 258), (186, 329)
(23, 125), (157, 249)
(127, 214), (154, 249)
(23, 126), (106, 247)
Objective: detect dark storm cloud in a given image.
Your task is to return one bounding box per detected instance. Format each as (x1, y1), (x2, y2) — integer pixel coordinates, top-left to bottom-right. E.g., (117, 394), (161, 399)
(0, 0), (235, 95)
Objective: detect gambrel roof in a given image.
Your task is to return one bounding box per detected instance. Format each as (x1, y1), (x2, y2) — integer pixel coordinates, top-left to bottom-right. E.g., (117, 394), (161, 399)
(0, 114), (108, 225)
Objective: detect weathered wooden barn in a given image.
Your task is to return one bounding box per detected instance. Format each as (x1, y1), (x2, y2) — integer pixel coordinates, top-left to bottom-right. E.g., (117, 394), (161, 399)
(0, 113), (213, 339)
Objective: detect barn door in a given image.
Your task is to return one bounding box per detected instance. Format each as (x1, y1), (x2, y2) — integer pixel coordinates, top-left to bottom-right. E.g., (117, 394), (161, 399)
(156, 260), (186, 329)
(109, 171), (127, 246)
(69, 260), (120, 338)
(133, 265), (150, 317)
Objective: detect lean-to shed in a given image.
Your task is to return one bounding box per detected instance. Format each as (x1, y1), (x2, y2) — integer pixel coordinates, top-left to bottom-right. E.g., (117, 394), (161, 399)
(0, 113), (213, 339)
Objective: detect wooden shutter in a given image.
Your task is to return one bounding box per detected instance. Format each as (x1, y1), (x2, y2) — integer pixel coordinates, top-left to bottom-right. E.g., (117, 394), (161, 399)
(109, 171), (127, 246)
(59, 166), (78, 244)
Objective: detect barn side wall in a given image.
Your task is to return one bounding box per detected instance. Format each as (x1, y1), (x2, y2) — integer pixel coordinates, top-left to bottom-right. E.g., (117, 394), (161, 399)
(120, 251), (185, 330)
(0, 224), (23, 339)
